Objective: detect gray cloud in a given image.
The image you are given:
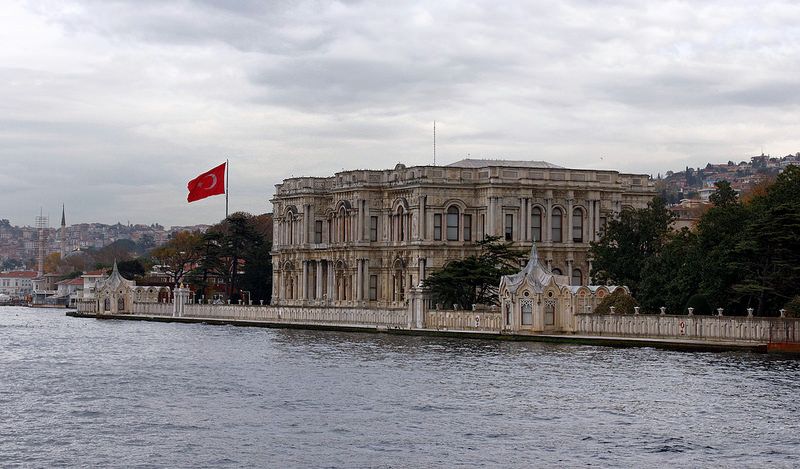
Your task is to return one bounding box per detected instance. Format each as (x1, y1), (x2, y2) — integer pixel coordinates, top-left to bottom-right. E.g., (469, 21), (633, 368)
(2, 0), (800, 226)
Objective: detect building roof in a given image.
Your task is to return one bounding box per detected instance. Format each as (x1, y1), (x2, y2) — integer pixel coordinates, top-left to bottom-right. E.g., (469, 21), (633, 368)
(499, 243), (570, 295)
(83, 269), (109, 276)
(0, 271), (38, 279)
(95, 261), (135, 291)
(57, 277), (84, 286)
(446, 158), (564, 169)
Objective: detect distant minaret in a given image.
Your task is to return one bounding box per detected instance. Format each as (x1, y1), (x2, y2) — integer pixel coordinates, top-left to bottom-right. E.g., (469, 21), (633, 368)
(60, 204), (66, 258)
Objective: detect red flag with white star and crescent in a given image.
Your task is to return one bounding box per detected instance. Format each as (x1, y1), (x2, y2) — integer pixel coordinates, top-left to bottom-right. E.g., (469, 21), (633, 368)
(187, 162), (226, 202)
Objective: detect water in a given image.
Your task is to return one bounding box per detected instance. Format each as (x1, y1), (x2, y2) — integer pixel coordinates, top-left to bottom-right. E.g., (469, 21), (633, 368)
(1, 307), (799, 468)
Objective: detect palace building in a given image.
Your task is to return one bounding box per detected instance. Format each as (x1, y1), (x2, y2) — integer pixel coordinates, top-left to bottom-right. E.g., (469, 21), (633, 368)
(270, 159), (655, 308)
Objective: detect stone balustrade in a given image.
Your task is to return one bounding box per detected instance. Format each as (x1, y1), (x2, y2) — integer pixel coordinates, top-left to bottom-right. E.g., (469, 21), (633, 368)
(424, 310), (503, 331)
(80, 297), (800, 345)
(575, 313), (800, 343)
(129, 302), (408, 328)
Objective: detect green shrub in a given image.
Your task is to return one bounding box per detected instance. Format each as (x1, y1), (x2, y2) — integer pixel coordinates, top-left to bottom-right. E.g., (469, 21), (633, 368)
(685, 294), (712, 315)
(594, 288), (639, 315)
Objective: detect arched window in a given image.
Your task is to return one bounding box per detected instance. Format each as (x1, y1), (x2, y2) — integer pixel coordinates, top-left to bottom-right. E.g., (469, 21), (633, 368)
(446, 206), (459, 241)
(572, 208), (583, 243)
(544, 303), (555, 326)
(531, 207), (542, 242)
(552, 207), (563, 243)
(552, 268), (563, 275)
(521, 299), (533, 325)
(117, 297), (125, 311)
(572, 268), (582, 286)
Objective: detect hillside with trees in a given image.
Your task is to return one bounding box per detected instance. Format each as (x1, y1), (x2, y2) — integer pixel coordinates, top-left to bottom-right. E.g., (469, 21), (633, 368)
(591, 165), (800, 316)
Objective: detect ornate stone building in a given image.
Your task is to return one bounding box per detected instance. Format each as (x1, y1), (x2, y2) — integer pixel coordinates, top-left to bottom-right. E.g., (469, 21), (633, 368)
(91, 261), (170, 314)
(270, 159), (655, 308)
(499, 242), (626, 332)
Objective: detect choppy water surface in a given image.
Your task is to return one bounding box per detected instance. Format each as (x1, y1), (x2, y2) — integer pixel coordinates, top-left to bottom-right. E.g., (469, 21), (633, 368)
(2, 308), (800, 467)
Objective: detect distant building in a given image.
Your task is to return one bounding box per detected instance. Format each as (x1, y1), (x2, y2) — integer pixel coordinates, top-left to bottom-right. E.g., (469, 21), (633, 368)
(669, 199), (712, 231)
(55, 277), (84, 307)
(31, 272), (61, 305)
(78, 269), (110, 301)
(271, 159), (656, 309)
(0, 270), (37, 299)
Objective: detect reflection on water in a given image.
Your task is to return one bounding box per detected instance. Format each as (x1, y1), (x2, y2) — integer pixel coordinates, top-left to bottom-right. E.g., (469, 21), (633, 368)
(1, 307), (799, 467)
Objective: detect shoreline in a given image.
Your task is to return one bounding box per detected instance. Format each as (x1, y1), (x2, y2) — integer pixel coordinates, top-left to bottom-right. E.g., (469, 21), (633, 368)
(65, 310), (783, 354)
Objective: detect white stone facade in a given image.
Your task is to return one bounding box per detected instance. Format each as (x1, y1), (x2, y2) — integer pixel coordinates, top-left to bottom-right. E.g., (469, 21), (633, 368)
(0, 271), (37, 299)
(88, 262), (170, 314)
(499, 242), (626, 333)
(270, 159), (655, 309)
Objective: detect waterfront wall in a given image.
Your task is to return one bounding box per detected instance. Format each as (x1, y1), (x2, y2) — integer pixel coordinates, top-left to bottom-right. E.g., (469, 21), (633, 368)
(131, 302), (409, 328)
(79, 298), (800, 344)
(425, 310), (503, 331)
(575, 313), (800, 343)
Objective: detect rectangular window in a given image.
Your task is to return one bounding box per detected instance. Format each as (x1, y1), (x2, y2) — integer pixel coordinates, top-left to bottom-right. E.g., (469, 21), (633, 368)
(314, 220), (323, 243)
(446, 208), (459, 241)
(505, 214), (513, 241)
(433, 214), (442, 241)
(369, 275), (378, 301)
(572, 211), (583, 243)
(370, 216), (378, 242)
(463, 214), (472, 241)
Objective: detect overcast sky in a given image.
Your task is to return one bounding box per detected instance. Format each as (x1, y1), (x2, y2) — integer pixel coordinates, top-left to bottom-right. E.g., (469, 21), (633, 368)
(3, 0), (799, 227)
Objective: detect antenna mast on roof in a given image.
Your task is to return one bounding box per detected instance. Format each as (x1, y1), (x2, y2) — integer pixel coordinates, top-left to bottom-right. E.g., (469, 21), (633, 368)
(433, 121), (436, 166)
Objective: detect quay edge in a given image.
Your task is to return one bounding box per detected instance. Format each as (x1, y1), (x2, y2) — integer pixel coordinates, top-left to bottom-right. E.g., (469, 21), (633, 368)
(65, 311), (772, 354)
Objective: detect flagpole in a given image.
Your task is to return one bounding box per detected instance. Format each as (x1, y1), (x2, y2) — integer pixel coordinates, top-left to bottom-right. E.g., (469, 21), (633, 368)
(225, 158), (229, 219)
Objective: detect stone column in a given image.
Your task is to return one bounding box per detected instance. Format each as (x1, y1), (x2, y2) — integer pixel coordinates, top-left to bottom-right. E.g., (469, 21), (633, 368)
(356, 259), (364, 301)
(355, 199), (361, 242)
(487, 197), (495, 237)
(567, 259), (573, 284)
(544, 196), (553, 242)
(522, 198), (529, 241)
(386, 269), (393, 303)
(316, 260), (323, 300)
(567, 195), (574, 245)
(304, 204), (310, 245)
(363, 260), (370, 301)
(302, 260), (309, 301)
(418, 196), (426, 240)
(328, 261), (336, 301)
(588, 260), (593, 284)
(275, 270), (282, 303)
(418, 258), (426, 286)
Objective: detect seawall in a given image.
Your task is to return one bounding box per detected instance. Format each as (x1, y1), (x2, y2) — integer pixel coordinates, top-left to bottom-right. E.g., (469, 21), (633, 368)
(66, 310), (774, 354)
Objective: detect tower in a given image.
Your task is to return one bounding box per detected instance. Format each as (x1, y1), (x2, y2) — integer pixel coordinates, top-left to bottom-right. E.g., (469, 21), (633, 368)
(35, 210), (48, 277)
(60, 204), (66, 258)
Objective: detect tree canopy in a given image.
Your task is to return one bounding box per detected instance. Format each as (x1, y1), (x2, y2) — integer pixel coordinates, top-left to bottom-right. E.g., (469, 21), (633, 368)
(591, 166), (800, 316)
(589, 196), (675, 297)
(423, 236), (524, 308)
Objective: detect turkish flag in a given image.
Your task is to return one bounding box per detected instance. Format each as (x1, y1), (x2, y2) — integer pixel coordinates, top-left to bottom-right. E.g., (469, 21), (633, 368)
(187, 162), (226, 202)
